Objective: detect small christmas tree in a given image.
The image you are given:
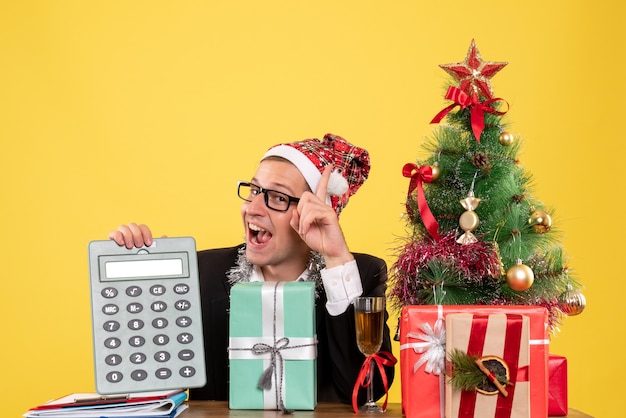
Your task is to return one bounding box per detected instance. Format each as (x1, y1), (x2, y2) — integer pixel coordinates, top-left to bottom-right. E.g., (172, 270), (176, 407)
(390, 40), (585, 331)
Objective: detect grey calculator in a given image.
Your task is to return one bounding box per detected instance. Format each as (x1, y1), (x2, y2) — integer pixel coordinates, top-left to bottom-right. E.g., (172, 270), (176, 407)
(88, 237), (206, 394)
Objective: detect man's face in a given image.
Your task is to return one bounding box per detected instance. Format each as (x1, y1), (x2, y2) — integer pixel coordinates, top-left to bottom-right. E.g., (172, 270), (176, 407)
(241, 159), (311, 272)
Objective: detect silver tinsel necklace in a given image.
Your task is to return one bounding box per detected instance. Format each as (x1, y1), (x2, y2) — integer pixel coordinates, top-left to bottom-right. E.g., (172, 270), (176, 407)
(227, 245), (325, 298)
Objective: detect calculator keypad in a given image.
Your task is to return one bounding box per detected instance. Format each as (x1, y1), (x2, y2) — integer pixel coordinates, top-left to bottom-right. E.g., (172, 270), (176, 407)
(95, 282), (204, 388)
(89, 238), (206, 394)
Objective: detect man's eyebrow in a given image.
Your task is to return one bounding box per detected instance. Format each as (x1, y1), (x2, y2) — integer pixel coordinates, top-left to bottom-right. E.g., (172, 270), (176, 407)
(250, 177), (297, 195)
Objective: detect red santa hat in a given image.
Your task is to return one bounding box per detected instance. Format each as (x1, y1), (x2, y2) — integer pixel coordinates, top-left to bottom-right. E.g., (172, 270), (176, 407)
(262, 133), (370, 217)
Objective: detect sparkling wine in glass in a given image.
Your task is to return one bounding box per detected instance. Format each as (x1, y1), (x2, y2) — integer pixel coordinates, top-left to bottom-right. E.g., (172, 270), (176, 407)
(354, 296), (385, 413)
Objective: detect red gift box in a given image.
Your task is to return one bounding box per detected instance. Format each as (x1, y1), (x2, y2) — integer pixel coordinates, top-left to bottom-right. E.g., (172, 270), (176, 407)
(445, 313), (530, 418)
(399, 305), (549, 418)
(548, 354), (568, 416)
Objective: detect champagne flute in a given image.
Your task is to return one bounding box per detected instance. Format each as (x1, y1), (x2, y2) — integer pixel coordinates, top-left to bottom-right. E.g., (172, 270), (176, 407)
(354, 296), (385, 413)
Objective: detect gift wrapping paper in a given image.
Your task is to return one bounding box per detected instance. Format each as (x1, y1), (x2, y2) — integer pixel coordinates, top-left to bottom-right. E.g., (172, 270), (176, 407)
(399, 305), (549, 418)
(445, 313), (530, 418)
(228, 281), (317, 410)
(548, 354), (568, 416)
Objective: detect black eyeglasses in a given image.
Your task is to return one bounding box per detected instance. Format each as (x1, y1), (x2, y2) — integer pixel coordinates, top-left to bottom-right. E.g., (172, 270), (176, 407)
(237, 181), (301, 212)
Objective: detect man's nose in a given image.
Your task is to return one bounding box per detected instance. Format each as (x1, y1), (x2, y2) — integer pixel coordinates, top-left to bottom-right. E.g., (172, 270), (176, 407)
(246, 192), (267, 213)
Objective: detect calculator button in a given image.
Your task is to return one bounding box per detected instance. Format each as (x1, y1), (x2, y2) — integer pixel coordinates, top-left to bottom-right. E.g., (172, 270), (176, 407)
(102, 304), (119, 315)
(103, 321), (120, 332)
(101, 287), (118, 298)
(153, 334), (170, 346)
(155, 368), (172, 379)
(105, 354), (122, 365)
(176, 316), (192, 327)
(129, 336), (146, 347)
(131, 370), (148, 381)
(154, 351), (171, 362)
(180, 366), (196, 377)
(150, 285), (167, 296)
(177, 333), (193, 344)
(174, 284), (189, 294)
(152, 318), (169, 329)
(175, 300), (191, 311)
(178, 349), (195, 361)
(106, 371), (123, 383)
(127, 303), (143, 314)
(151, 301), (168, 312)
(104, 337), (121, 349)
(130, 352), (147, 364)
(125, 286), (142, 297)
(127, 319), (144, 330)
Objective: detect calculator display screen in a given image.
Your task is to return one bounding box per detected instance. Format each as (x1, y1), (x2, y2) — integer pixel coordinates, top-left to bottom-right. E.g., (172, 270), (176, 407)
(98, 252), (190, 282)
(104, 259), (183, 280)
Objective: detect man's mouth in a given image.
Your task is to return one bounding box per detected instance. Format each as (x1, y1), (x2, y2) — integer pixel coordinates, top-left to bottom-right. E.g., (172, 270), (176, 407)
(249, 223), (273, 245)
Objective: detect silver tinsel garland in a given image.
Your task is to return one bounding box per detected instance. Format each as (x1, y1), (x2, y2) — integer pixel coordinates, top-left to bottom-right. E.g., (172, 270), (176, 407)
(226, 245), (325, 298)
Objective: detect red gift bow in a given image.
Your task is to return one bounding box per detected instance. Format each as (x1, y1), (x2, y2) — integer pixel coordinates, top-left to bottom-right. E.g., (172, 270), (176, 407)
(351, 351), (397, 414)
(402, 163), (440, 241)
(431, 85), (509, 142)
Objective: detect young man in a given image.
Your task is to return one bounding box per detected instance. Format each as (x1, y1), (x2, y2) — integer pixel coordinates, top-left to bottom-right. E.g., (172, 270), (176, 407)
(109, 133), (395, 404)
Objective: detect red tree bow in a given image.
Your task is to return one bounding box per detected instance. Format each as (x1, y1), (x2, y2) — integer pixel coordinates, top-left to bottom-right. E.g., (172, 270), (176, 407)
(431, 85), (509, 142)
(402, 163), (440, 241)
(352, 351), (397, 414)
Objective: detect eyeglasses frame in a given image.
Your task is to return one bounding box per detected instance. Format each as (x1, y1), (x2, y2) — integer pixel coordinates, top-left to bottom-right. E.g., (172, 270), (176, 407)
(237, 181), (301, 212)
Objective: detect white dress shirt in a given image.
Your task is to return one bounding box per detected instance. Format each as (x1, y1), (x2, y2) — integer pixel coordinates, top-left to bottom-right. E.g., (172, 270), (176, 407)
(248, 259), (363, 316)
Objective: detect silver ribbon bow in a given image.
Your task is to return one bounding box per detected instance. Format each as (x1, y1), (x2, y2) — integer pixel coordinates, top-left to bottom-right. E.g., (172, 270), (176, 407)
(254, 337), (290, 391)
(406, 319), (446, 375)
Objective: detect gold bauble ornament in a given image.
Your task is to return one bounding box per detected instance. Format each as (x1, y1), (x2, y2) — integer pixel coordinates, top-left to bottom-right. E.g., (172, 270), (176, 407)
(558, 284), (586, 316)
(529, 209), (552, 233)
(506, 261), (534, 291)
(499, 131), (515, 146)
(430, 162), (440, 181)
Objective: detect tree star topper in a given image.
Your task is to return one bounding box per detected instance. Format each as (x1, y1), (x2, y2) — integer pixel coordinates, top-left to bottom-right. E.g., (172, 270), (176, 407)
(439, 39), (508, 99)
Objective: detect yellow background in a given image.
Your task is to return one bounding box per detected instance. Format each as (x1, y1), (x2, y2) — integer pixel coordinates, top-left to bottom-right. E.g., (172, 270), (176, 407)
(1, 1), (622, 417)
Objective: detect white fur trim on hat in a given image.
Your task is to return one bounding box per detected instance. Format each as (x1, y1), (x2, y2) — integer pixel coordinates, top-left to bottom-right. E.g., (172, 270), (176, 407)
(263, 144), (322, 192)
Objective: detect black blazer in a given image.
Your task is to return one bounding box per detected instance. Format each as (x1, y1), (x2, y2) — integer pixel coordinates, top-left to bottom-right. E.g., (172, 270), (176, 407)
(189, 245), (395, 405)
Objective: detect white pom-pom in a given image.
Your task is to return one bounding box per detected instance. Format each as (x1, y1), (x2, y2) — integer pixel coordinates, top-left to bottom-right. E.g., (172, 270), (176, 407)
(327, 170), (349, 196)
